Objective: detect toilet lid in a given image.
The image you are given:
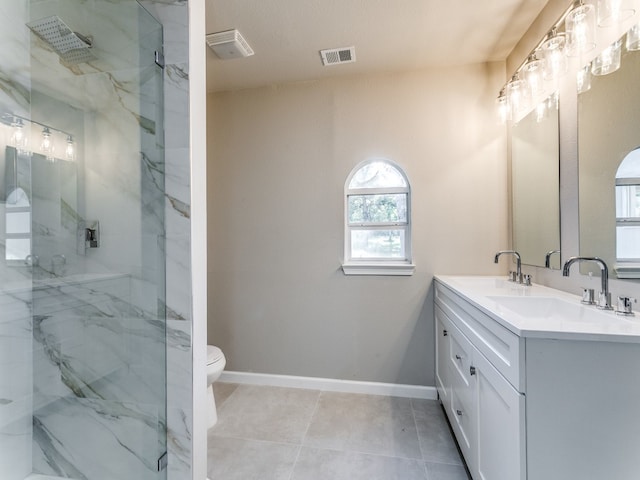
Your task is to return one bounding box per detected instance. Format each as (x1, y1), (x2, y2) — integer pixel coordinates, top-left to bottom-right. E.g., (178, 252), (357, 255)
(207, 345), (224, 365)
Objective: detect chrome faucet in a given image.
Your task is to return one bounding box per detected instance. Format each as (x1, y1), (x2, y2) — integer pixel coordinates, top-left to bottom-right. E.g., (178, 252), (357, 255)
(562, 256), (612, 310)
(494, 250), (522, 283)
(544, 249), (561, 269)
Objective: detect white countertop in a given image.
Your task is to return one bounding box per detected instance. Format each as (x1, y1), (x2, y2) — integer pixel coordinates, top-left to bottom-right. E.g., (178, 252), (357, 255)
(435, 275), (640, 343)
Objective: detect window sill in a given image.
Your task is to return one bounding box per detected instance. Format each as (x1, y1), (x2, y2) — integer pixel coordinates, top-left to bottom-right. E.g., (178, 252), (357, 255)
(341, 262), (415, 276)
(614, 264), (640, 279)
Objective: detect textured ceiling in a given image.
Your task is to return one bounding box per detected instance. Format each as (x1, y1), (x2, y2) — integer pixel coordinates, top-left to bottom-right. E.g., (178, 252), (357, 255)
(205, 0), (551, 92)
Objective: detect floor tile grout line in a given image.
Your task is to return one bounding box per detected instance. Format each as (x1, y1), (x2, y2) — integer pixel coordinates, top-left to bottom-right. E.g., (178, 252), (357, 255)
(208, 432), (303, 448)
(410, 397), (427, 462)
(410, 397), (432, 479)
(286, 389), (323, 480)
(300, 444), (428, 462)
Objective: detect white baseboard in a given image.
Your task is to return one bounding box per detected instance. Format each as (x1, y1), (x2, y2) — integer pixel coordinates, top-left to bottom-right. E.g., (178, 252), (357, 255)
(219, 371), (437, 400)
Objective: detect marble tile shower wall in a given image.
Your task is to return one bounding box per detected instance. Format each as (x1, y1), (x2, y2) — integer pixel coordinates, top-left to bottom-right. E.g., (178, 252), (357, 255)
(0, 0), (193, 479)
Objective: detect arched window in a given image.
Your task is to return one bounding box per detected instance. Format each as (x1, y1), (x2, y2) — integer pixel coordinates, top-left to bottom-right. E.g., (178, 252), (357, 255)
(342, 158), (414, 275)
(615, 147), (640, 272)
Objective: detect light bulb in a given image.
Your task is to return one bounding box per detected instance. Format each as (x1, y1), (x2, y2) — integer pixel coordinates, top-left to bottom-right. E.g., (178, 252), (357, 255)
(541, 32), (568, 82)
(566, 4), (596, 57)
(496, 91), (510, 124)
(506, 76), (531, 121)
(65, 135), (75, 161)
(41, 127), (55, 161)
(523, 58), (545, 101)
(11, 117), (28, 151)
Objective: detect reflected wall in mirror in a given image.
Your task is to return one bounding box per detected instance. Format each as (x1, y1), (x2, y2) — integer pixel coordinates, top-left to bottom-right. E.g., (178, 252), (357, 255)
(511, 93), (561, 268)
(579, 32), (640, 279)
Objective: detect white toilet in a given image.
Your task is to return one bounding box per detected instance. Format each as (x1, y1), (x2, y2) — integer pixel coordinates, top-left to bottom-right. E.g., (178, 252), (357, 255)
(206, 345), (226, 428)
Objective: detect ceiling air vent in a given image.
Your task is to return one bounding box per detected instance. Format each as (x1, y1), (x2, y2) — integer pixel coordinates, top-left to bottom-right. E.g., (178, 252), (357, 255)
(320, 46), (356, 66)
(206, 29), (254, 59)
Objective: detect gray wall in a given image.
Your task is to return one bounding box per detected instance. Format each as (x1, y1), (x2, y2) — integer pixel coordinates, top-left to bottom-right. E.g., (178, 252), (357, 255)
(207, 63), (508, 387)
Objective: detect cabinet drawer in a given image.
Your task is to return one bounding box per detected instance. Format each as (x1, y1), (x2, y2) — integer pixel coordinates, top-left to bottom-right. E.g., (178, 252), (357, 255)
(450, 382), (476, 472)
(435, 282), (524, 392)
(435, 307), (451, 407)
(449, 322), (474, 389)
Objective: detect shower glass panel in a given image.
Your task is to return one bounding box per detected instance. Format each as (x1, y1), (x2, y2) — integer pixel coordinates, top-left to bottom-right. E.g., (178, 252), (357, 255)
(0, 1), (166, 479)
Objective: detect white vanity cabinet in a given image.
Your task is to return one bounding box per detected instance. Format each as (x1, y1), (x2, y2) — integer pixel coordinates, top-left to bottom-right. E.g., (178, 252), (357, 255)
(435, 275), (640, 480)
(435, 281), (525, 480)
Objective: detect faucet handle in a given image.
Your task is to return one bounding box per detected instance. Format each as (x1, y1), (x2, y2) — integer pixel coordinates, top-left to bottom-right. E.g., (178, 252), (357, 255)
(597, 291), (613, 310)
(616, 296), (636, 316)
(508, 271), (517, 282)
(581, 288), (595, 305)
(522, 274), (532, 286)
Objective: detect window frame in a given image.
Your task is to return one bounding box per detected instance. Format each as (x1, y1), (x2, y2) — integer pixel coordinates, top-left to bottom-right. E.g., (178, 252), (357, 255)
(342, 158), (415, 276)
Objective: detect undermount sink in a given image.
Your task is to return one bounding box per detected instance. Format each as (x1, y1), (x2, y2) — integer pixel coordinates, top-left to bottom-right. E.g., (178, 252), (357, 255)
(487, 295), (614, 323)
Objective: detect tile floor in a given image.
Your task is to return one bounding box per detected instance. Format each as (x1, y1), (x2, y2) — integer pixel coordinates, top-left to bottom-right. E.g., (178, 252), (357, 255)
(208, 383), (471, 480)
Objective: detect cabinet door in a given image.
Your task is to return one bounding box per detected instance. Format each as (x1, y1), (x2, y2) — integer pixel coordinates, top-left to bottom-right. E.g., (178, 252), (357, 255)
(435, 306), (451, 407)
(474, 349), (525, 480)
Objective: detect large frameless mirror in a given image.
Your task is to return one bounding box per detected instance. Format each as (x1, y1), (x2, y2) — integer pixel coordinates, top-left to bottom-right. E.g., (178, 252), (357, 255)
(511, 93), (561, 268)
(579, 29), (640, 280)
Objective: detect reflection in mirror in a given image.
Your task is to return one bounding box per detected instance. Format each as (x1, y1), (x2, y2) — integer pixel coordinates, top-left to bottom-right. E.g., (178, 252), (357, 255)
(614, 147), (640, 277)
(579, 31), (640, 279)
(511, 93), (561, 268)
(4, 147), (32, 263)
(3, 146), (79, 273)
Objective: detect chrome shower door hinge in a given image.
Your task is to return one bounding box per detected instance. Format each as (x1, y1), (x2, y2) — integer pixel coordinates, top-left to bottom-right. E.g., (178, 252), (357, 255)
(155, 50), (165, 68)
(157, 451), (168, 472)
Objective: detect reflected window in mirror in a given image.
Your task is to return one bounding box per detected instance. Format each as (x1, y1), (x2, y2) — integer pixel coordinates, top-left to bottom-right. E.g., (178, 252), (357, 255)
(578, 30), (640, 279)
(615, 147), (640, 274)
(4, 147), (32, 264)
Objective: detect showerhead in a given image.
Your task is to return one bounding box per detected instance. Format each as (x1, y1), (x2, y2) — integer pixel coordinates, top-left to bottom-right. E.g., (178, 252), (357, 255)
(27, 15), (96, 65)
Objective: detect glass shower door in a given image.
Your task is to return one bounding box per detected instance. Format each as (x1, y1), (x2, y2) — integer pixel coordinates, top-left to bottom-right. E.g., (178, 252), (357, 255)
(0, 1), (166, 479)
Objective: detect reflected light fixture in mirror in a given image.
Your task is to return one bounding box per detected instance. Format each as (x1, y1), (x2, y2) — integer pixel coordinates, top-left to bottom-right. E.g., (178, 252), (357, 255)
(11, 117), (27, 151)
(3, 113), (76, 162)
(592, 39), (622, 75)
(627, 23), (640, 50)
(565, 2), (597, 57)
(597, 0), (635, 27)
(41, 127), (55, 161)
(65, 135), (75, 161)
(577, 63), (593, 92)
(535, 101), (547, 123)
